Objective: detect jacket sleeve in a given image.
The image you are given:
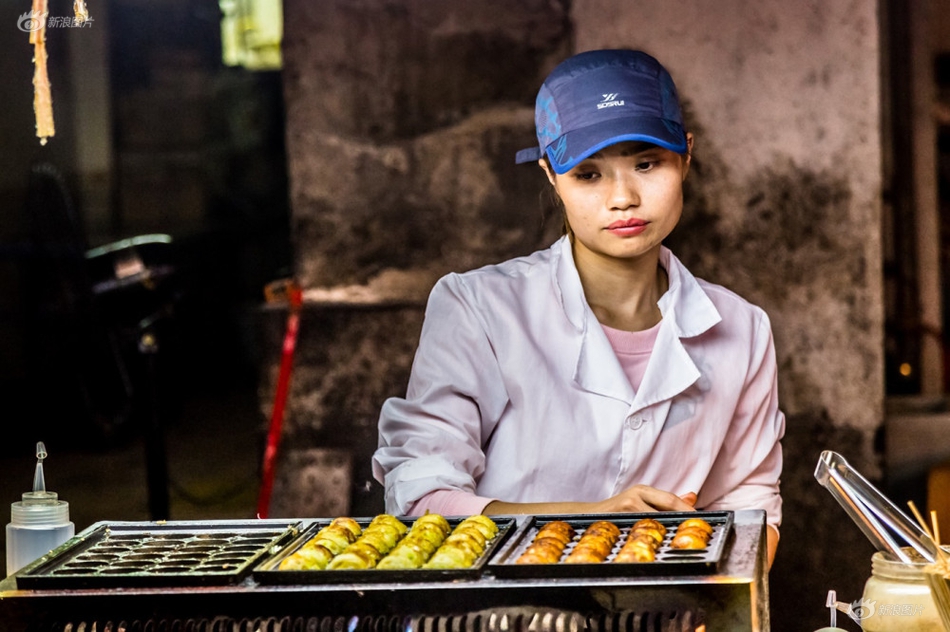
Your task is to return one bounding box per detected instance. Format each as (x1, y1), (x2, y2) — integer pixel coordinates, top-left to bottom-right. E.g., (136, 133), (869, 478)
(701, 309), (785, 530)
(372, 273), (510, 515)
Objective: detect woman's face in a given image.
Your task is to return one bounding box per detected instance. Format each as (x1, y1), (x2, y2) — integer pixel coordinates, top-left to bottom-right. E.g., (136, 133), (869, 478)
(542, 137), (693, 267)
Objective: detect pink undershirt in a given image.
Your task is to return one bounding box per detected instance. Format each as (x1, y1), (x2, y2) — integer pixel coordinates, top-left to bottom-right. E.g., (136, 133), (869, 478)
(406, 320), (662, 516)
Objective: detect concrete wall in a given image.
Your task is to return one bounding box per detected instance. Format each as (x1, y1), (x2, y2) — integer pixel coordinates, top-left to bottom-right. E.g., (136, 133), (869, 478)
(570, 2), (885, 623)
(276, 0), (570, 517)
(279, 2), (885, 629)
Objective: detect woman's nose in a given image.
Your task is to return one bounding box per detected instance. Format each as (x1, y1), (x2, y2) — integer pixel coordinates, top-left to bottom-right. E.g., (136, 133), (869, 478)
(607, 174), (640, 210)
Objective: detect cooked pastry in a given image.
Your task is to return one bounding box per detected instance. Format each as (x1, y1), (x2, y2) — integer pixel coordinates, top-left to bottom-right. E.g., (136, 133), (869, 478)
(278, 543), (334, 570)
(327, 549), (375, 570)
(563, 521), (620, 563)
(328, 516), (408, 569)
(631, 518), (666, 533)
(422, 515), (499, 569)
(425, 545), (476, 569)
(537, 521), (575, 543)
(669, 517), (713, 550)
(630, 525), (665, 545)
(412, 513), (451, 537)
(458, 514), (499, 539)
(614, 536), (656, 563)
(677, 518), (713, 536)
(563, 548), (605, 564)
(670, 531), (708, 549)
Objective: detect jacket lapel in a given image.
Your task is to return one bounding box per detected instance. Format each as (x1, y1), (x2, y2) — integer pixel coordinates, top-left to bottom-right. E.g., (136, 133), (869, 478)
(554, 240), (721, 409)
(552, 237), (635, 403)
(635, 248), (721, 409)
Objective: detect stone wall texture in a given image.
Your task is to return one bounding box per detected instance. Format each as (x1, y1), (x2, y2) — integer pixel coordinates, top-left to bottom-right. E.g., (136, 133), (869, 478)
(278, 2), (885, 630)
(571, 3), (884, 625)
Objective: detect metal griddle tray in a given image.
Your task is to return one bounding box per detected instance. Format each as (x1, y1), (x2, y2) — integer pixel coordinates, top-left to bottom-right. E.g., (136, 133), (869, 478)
(254, 516), (517, 584)
(487, 511), (734, 578)
(14, 520), (301, 589)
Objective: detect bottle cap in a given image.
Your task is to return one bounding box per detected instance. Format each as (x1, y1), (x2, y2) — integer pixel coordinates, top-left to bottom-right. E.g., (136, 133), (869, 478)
(10, 441), (70, 526)
(11, 493), (70, 526)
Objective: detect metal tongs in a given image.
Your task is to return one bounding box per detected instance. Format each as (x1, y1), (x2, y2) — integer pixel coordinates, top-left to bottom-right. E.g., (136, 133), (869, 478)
(815, 450), (940, 564)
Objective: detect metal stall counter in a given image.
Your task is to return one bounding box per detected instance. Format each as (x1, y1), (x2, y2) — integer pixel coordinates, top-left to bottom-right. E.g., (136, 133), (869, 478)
(0, 510), (770, 632)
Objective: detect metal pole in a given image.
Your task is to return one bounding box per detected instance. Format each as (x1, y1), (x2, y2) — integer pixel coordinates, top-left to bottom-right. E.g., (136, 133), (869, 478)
(139, 330), (169, 520)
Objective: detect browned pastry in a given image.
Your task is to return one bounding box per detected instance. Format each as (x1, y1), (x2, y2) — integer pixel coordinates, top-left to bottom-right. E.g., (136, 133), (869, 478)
(675, 526), (710, 541)
(614, 548), (655, 562)
(516, 549), (559, 564)
(630, 525), (665, 545)
(624, 533), (659, 549)
(613, 526), (661, 564)
(563, 521), (621, 564)
(515, 521), (577, 564)
(670, 531), (708, 549)
(537, 521), (576, 543)
(515, 552), (559, 564)
(586, 520), (621, 539)
(524, 537), (566, 557)
(668, 517), (713, 550)
(517, 537), (567, 564)
(614, 535), (657, 563)
(575, 537), (613, 557)
(563, 548), (605, 564)
(631, 518), (666, 534)
(535, 529), (572, 547)
(677, 518), (713, 536)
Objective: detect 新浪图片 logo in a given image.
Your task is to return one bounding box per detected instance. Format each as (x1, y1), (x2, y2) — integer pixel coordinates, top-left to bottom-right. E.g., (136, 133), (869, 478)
(18, 10), (94, 32)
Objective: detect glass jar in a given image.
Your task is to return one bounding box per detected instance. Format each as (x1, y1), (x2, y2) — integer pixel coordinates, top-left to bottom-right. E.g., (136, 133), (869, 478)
(859, 549), (945, 631)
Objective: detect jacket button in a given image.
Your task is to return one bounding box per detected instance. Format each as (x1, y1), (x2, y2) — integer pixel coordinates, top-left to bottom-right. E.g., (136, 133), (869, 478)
(629, 416), (644, 430)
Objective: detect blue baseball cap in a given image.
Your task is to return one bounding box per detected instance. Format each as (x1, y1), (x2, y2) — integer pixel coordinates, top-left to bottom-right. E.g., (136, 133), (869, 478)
(515, 49), (688, 174)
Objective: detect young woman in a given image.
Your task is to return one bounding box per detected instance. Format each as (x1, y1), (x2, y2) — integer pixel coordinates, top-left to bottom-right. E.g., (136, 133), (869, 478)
(372, 49), (784, 565)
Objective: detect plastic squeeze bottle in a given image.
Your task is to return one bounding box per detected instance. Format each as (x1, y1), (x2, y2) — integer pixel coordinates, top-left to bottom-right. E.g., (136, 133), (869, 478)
(6, 442), (75, 576)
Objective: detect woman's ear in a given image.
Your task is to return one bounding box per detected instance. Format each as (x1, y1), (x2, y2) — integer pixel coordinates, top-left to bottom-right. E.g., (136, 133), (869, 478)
(539, 159), (557, 187)
(682, 133), (695, 181)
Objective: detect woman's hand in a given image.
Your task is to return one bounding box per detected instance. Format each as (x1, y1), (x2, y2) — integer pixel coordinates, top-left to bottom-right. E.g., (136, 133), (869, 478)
(484, 486), (697, 516)
(590, 485), (698, 514)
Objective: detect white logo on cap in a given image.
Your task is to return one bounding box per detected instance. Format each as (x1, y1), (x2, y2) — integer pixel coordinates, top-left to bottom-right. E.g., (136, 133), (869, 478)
(597, 93), (624, 109)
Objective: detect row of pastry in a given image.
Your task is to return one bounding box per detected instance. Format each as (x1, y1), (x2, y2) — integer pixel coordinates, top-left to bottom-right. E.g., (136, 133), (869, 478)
(278, 514), (499, 571)
(515, 517), (714, 564)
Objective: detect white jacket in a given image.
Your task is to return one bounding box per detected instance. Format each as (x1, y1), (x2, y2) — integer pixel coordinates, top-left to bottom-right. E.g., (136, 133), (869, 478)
(373, 236), (784, 527)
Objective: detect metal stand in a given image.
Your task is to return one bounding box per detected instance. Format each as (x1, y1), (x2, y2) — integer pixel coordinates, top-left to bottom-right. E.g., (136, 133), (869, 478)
(139, 329), (169, 521)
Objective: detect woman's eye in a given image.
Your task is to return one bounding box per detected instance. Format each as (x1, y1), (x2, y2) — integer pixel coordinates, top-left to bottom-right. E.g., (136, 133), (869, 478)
(635, 160), (657, 171)
(574, 171), (598, 181)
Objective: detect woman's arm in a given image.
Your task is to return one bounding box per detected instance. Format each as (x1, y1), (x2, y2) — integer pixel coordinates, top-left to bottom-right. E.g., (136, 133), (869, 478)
(373, 274), (510, 515)
(766, 525), (779, 569)
(483, 486), (697, 515)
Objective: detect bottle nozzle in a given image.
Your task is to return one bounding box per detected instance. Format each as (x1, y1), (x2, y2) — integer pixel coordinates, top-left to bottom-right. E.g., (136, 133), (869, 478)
(33, 441), (47, 494)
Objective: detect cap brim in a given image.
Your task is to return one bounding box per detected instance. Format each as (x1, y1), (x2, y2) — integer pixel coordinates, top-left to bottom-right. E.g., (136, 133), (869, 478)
(545, 117), (687, 175)
(515, 147), (542, 164)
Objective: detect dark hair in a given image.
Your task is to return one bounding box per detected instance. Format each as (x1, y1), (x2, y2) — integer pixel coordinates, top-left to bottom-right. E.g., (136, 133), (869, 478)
(540, 155), (573, 239)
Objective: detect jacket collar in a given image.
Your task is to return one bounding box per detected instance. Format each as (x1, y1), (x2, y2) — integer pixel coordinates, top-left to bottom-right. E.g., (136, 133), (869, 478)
(551, 237), (722, 406)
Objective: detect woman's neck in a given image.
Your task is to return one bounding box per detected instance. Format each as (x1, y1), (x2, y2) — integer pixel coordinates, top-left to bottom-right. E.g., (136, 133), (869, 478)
(573, 244), (667, 332)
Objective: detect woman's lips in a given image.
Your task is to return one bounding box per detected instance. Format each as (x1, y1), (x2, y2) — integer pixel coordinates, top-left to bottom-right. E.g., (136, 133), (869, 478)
(606, 218), (648, 236)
